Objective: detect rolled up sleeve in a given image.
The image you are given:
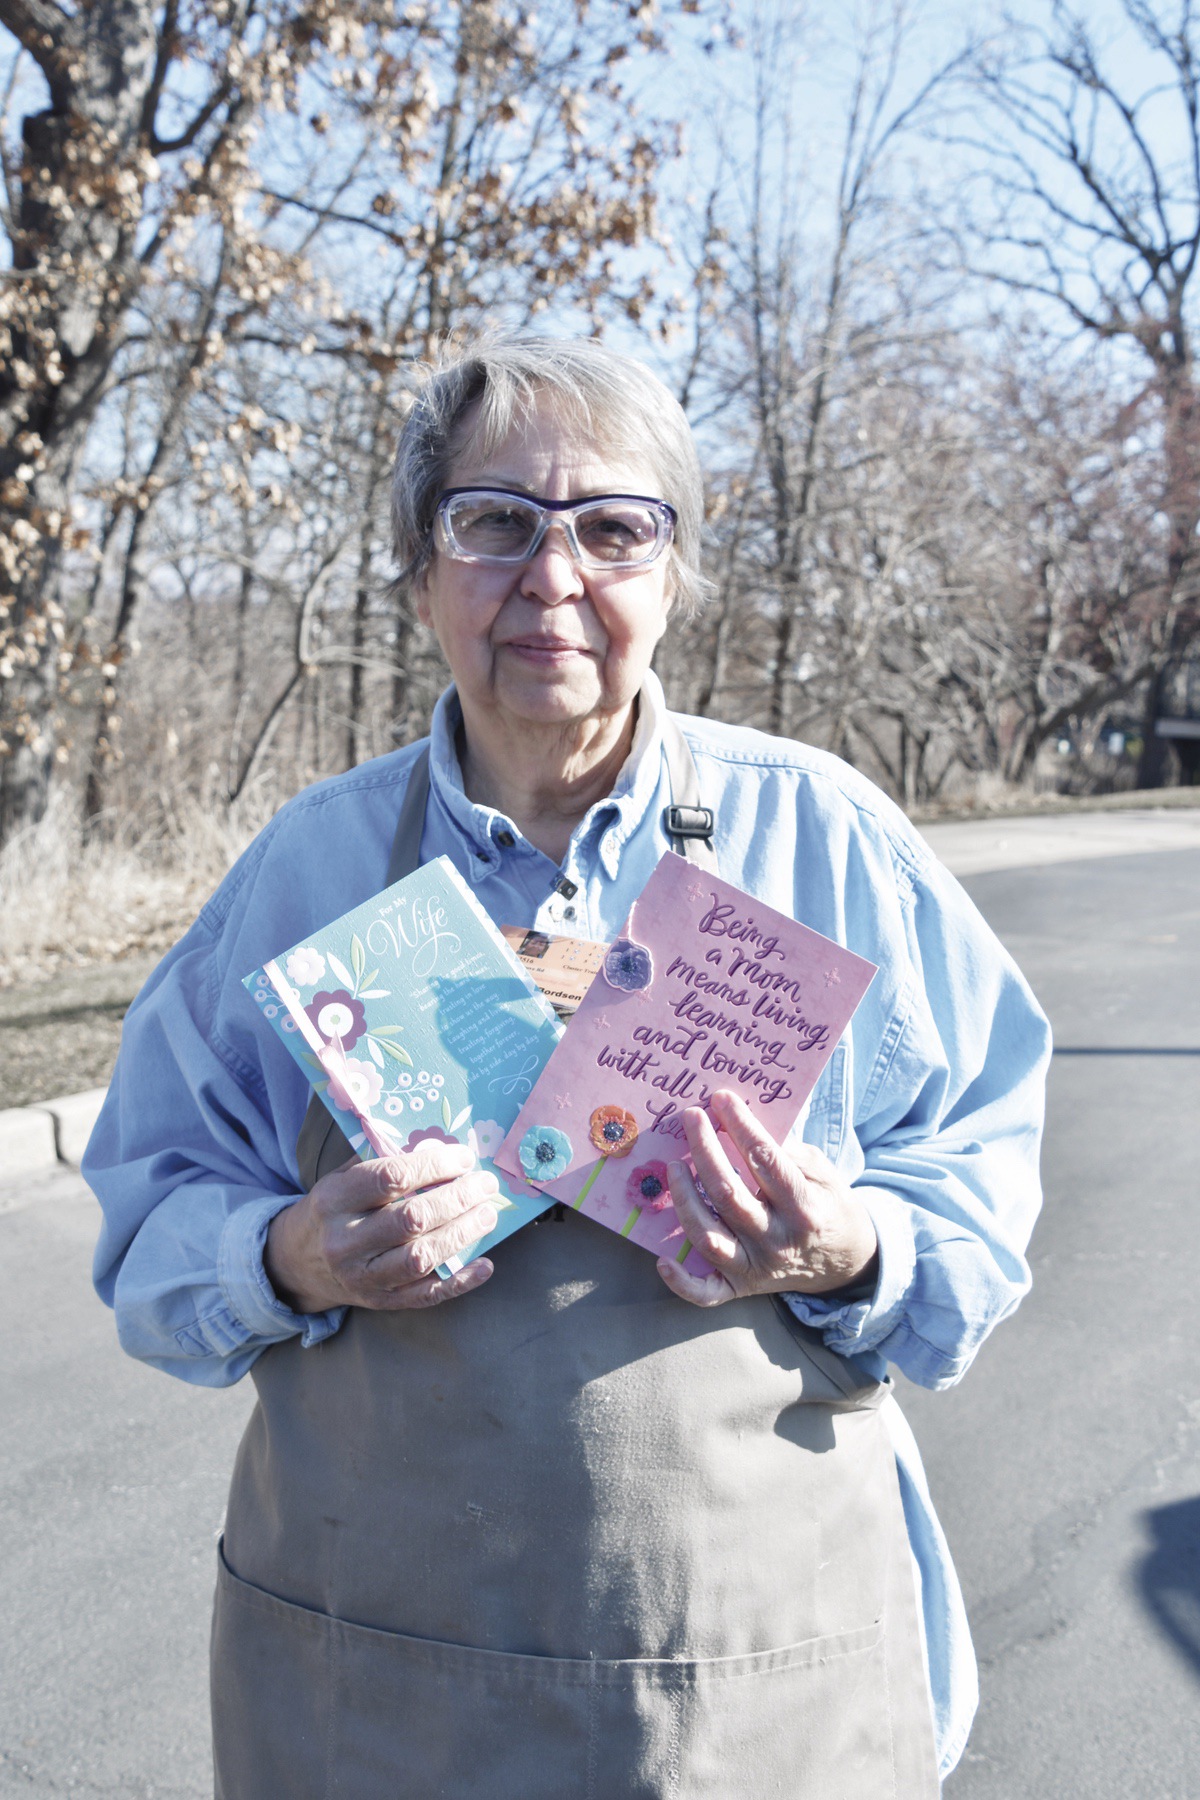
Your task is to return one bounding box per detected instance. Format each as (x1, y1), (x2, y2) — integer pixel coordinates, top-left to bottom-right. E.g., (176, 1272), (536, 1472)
(87, 887), (345, 1387)
(786, 848), (1051, 1389)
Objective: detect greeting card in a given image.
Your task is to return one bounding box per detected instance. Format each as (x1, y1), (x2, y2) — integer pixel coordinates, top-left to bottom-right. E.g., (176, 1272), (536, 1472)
(244, 856), (563, 1275)
(495, 854), (877, 1274)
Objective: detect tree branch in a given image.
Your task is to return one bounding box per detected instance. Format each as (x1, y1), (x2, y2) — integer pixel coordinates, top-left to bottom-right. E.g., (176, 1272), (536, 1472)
(0, 0), (69, 61)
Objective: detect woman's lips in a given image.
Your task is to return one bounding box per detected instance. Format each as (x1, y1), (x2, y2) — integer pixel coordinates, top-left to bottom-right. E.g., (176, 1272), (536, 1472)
(502, 638), (592, 662)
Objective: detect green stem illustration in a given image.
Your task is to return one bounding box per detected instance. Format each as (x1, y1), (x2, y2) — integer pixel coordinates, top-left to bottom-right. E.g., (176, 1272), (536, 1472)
(572, 1159), (606, 1210)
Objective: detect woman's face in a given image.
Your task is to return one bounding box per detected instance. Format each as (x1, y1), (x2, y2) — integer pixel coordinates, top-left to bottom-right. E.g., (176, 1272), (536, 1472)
(414, 393), (674, 742)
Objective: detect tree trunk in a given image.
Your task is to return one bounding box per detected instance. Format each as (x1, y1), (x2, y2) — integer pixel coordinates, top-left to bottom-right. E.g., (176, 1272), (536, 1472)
(390, 608), (417, 746)
(346, 538), (373, 768)
(0, 0), (165, 839)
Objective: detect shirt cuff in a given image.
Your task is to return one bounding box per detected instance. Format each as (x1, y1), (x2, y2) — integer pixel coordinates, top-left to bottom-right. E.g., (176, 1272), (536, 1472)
(218, 1192), (347, 1348)
(782, 1184), (916, 1356)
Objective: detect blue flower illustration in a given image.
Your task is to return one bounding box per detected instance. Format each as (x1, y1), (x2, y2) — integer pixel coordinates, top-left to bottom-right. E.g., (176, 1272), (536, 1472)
(518, 1124), (574, 1182)
(603, 938), (653, 992)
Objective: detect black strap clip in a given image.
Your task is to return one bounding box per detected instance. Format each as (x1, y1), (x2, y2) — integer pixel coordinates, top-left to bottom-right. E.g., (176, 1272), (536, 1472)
(663, 803), (715, 842)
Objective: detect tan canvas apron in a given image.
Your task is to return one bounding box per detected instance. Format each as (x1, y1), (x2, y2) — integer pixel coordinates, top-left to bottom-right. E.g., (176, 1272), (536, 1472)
(211, 723), (939, 1799)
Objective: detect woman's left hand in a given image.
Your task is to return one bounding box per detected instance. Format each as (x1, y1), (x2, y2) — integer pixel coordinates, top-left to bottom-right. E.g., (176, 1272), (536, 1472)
(656, 1089), (879, 1308)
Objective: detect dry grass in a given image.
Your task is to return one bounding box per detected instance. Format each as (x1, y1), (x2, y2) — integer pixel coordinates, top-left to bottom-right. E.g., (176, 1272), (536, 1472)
(5, 764), (1195, 991)
(0, 789), (271, 989)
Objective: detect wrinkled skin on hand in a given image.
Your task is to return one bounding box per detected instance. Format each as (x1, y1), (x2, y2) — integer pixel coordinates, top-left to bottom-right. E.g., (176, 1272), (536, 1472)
(265, 1140), (499, 1315)
(657, 1090), (879, 1309)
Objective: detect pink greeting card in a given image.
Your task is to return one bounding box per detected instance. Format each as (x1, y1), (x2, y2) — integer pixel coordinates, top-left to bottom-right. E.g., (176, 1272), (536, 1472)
(495, 853), (877, 1273)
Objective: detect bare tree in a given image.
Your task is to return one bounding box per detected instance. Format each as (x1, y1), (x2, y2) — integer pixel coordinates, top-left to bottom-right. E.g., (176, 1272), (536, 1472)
(0, 0), (700, 842)
(950, 0), (1200, 784)
(0, 0), (303, 837)
(690, 2), (964, 740)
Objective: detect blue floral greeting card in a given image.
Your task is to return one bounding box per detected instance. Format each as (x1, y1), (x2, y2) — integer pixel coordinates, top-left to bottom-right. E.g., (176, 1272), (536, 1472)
(244, 856), (563, 1275)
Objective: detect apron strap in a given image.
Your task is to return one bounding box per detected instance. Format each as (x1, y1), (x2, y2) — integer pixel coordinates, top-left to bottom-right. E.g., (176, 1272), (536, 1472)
(296, 709), (715, 1189)
(385, 743), (430, 885)
(661, 716), (718, 872)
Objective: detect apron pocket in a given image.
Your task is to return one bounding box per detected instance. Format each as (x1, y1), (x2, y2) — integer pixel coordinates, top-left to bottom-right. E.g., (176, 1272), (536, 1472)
(211, 1540), (335, 1800)
(670, 1624), (896, 1800)
(212, 1543), (898, 1800)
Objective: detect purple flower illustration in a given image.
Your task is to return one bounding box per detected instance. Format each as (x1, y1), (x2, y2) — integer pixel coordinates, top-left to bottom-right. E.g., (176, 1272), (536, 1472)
(305, 988), (367, 1049)
(519, 1124), (574, 1183)
(603, 938), (653, 993)
(403, 1123), (459, 1154)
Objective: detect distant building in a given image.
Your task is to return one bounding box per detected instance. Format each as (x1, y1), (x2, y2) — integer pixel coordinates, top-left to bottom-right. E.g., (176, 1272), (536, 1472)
(1155, 652), (1200, 785)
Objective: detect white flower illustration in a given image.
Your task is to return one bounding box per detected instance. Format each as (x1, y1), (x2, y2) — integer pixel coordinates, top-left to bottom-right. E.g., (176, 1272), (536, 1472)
(285, 946), (326, 987)
(471, 1118), (506, 1160)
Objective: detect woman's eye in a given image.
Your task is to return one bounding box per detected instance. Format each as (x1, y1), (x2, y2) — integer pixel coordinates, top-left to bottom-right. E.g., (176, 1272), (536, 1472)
(473, 508), (526, 534)
(455, 504), (535, 546)
(579, 513), (642, 550)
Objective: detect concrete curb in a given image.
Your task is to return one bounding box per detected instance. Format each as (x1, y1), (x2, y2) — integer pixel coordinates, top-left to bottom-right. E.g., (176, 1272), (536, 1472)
(911, 785), (1200, 824)
(0, 1088), (107, 1176)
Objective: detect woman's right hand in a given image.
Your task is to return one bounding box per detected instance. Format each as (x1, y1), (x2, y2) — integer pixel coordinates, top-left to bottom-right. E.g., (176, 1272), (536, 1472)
(265, 1141), (499, 1314)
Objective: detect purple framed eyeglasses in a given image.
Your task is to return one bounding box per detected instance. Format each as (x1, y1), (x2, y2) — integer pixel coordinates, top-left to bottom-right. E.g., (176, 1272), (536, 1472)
(434, 487), (677, 569)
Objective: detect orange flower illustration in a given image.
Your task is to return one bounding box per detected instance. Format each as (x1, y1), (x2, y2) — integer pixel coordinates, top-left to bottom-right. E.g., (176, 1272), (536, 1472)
(589, 1105), (640, 1159)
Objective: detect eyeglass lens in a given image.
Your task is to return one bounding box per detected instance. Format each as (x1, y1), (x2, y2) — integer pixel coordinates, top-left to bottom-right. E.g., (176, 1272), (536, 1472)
(441, 493), (666, 565)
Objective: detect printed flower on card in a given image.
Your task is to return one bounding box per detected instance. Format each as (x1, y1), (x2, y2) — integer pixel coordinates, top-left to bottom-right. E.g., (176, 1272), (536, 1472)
(285, 946), (326, 988)
(603, 938), (653, 993)
(519, 1125), (574, 1183)
(471, 1118), (506, 1160)
(325, 1057), (383, 1115)
(626, 1160), (671, 1212)
(589, 1105), (639, 1159)
(306, 989), (367, 1050)
(403, 1123), (458, 1154)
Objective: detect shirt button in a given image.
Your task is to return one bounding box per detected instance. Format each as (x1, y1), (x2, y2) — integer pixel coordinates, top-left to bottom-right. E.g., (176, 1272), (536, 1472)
(564, 906), (576, 920)
(496, 830), (514, 848)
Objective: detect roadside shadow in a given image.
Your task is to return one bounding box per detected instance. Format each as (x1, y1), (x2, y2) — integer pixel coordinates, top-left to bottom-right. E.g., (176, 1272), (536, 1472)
(1137, 1495), (1200, 1678)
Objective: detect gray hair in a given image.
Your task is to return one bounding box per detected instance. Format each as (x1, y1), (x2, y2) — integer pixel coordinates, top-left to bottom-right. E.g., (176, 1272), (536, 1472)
(391, 334), (711, 615)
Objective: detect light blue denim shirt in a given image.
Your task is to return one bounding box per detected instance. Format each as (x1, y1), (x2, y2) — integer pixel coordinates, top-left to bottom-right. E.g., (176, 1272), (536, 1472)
(86, 672), (1050, 1781)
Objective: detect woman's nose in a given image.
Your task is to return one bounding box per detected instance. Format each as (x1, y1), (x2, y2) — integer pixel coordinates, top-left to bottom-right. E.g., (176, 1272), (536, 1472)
(518, 525), (585, 605)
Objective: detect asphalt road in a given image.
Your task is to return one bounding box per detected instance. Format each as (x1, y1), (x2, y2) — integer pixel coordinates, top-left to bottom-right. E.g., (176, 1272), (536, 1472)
(915, 843), (1200, 1800)
(2, 827), (1198, 1798)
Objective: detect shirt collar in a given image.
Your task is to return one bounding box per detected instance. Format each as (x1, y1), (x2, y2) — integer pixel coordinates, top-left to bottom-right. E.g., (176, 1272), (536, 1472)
(426, 673), (668, 882)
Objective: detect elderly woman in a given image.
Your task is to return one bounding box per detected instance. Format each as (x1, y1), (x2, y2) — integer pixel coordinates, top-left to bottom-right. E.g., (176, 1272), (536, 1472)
(87, 336), (1049, 1799)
